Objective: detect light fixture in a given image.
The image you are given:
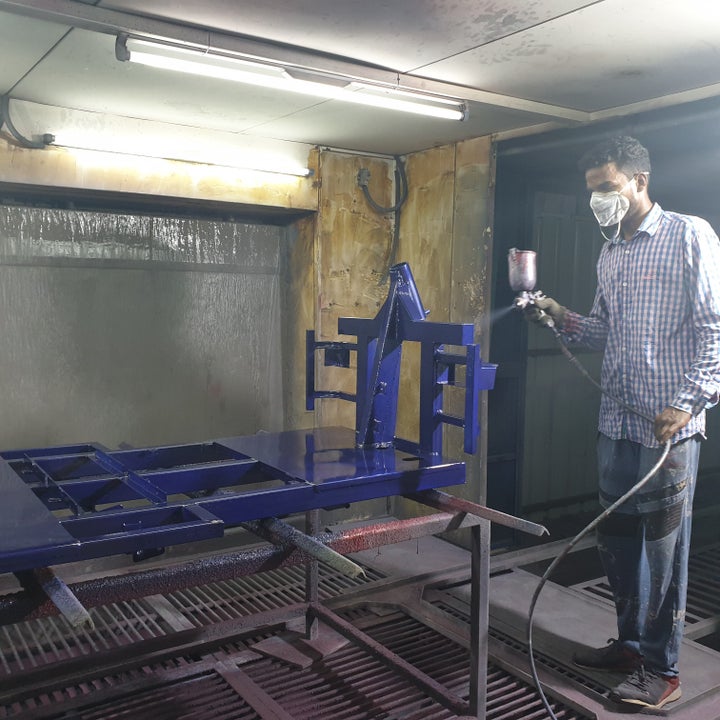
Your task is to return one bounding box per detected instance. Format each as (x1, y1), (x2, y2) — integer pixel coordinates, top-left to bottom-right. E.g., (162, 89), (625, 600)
(47, 135), (313, 177)
(116, 36), (467, 121)
(49, 138), (313, 178)
(51, 145), (313, 186)
(2, 94), (314, 178)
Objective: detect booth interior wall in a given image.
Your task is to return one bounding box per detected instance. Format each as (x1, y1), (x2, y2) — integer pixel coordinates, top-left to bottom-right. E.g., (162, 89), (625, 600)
(0, 205), (286, 451)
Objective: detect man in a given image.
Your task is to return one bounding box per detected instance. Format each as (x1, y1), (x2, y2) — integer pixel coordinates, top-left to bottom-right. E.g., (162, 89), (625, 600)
(528, 135), (720, 710)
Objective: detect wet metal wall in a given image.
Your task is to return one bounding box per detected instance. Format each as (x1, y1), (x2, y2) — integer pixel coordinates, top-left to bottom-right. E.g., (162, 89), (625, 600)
(0, 205), (286, 451)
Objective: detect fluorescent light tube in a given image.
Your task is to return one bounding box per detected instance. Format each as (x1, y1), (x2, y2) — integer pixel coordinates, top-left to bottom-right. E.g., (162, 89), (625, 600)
(52, 140), (313, 177)
(117, 37), (467, 121)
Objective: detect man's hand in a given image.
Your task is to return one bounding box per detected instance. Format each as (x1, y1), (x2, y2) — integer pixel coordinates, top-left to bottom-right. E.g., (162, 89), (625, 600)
(654, 407), (692, 443)
(524, 296), (567, 328)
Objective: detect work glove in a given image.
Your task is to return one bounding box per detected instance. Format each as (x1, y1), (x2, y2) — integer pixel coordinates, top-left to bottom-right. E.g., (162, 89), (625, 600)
(524, 296), (567, 328)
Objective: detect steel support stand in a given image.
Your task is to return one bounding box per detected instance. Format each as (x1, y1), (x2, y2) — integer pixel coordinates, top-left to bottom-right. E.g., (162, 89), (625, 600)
(304, 508), (320, 641)
(469, 518), (491, 720)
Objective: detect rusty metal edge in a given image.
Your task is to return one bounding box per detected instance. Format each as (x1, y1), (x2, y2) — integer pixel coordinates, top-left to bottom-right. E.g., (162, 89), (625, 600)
(0, 512), (478, 625)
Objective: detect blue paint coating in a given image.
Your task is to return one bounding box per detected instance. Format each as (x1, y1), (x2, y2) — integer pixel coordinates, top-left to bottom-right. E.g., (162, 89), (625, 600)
(0, 264), (496, 575)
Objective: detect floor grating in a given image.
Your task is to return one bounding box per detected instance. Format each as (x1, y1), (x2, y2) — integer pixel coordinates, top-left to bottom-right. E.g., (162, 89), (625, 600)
(0, 563), (386, 680)
(1, 607), (592, 720)
(0, 561), (591, 720)
(426, 595), (608, 699)
(521, 541), (720, 637)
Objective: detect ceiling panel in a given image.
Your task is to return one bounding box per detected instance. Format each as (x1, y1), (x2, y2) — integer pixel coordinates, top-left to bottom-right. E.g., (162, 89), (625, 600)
(98, 0), (597, 73)
(12, 28), (326, 132)
(2, 0), (720, 157)
(420, 0), (720, 111)
(0, 13), (70, 94)
(247, 101), (553, 156)
(5, 14), (556, 155)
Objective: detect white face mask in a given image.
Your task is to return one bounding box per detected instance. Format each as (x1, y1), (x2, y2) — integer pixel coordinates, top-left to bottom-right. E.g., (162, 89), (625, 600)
(589, 177), (635, 228)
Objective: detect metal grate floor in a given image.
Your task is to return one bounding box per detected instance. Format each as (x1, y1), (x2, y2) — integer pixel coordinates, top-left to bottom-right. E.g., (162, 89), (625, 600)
(31, 669), (264, 720)
(426, 593), (608, 699)
(1, 607), (592, 720)
(568, 542), (720, 635)
(0, 599), (172, 677)
(0, 561), (591, 720)
(0, 563), (386, 679)
(358, 610), (590, 720)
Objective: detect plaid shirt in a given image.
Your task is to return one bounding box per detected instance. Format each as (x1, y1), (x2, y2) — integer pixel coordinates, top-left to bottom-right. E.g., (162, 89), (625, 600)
(562, 203), (720, 447)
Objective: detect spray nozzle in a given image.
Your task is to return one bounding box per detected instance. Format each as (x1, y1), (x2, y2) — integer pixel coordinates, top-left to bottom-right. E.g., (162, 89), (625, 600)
(512, 290), (536, 311)
(513, 290), (556, 328)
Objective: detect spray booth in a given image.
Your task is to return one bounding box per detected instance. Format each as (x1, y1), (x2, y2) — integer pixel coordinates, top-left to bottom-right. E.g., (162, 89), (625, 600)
(3, 97), (720, 720)
(2, 1), (720, 715)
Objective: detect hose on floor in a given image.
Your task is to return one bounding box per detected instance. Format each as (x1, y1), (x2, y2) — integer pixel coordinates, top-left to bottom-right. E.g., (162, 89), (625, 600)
(526, 325), (672, 719)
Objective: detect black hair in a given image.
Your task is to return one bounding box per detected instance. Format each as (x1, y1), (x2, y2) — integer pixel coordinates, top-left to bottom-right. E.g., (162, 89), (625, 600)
(578, 135), (651, 176)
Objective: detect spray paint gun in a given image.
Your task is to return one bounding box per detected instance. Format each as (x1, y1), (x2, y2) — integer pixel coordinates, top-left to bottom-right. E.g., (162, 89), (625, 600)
(507, 248), (556, 329)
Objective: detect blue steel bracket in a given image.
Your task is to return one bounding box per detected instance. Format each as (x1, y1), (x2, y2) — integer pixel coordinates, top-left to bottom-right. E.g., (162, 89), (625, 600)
(307, 262), (497, 455)
(306, 331), (358, 410)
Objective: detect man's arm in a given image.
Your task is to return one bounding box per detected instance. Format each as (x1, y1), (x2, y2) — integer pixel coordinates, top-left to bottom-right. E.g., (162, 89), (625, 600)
(559, 285), (610, 351)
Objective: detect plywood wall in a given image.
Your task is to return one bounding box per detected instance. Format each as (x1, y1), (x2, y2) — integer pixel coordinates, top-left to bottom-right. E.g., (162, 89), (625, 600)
(300, 138), (494, 531)
(312, 150), (396, 431)
(396, 138), (494, 527)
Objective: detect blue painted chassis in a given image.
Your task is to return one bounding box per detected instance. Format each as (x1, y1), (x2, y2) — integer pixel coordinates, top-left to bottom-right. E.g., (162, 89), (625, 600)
(307, 262), (497, 454)
(0, 263), (496, 575)
(0, 427), (466, 574)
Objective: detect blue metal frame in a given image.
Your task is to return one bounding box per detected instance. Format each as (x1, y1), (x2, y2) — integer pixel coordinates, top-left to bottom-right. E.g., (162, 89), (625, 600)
(0, 427), (466, 574)
(307, 262), (496, 454)
(0, 263), (496, 575)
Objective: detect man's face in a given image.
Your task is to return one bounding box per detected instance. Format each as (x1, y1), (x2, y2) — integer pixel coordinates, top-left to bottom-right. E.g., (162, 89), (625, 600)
(585, 161), (633, 196)
(585, 162), (646, 220)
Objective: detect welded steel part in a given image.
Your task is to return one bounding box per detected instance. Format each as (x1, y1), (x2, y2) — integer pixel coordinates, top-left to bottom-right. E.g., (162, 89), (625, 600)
(0, 262), (500, 581)
(0, 426), (468, 575)
(307, 262), (496, 454)
(243, 517), (366, 580)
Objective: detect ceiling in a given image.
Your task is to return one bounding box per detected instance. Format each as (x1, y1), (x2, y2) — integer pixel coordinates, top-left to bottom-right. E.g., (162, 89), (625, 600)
(2, 0), (720, 164)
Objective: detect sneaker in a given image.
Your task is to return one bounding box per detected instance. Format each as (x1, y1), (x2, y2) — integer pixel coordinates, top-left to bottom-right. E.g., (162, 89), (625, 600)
(609, 666), (681, 709)
(572, 639), (642, 673)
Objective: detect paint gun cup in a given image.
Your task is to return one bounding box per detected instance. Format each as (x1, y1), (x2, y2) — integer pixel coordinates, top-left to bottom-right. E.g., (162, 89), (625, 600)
(508, 248), (537, 293)
(507, 249), (557, 328)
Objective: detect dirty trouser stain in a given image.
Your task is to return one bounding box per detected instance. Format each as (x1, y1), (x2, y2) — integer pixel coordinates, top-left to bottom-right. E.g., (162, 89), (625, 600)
(595, 433), (700, 677)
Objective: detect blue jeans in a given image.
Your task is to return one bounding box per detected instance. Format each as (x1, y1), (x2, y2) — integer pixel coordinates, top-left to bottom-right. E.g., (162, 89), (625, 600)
(596, 433), (700, 676)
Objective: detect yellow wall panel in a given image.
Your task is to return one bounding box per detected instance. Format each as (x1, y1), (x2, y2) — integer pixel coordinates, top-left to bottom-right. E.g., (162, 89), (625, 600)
(0, 140), (319, 211)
